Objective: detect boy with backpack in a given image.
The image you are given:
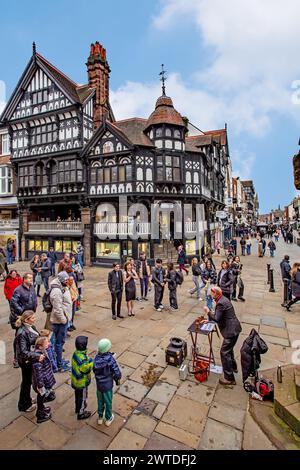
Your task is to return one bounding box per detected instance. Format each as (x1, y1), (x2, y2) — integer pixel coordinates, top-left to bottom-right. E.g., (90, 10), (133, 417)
(93, 338), (122, 427)
(165, 262), (182, 311)
(71, 336), (93, 420)
(152, 259), (166, 312)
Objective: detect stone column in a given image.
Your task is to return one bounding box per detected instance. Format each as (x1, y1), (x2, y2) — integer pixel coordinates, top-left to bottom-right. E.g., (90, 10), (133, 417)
(80, 207), (92, 266)
(20, 208), (29, 261)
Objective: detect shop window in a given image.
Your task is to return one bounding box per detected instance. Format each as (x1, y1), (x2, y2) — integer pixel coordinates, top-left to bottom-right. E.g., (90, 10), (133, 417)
(42, 241), (49, 251)
(35, 240), (42, 251)
(63, 241), (72, 252)
(186, 239), (196, 256)
(96, 242), (120, 259)
(55, 240), (63, 252)
(138, 242), (150, 258)
(28, 240), (35, 251)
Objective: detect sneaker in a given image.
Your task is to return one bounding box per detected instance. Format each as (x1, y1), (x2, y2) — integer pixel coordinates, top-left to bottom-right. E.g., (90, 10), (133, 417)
(24, 404), (37, 413)
(219, 377), (236, 386)
(170, 307), (178, 311)
(143, 297), (149, 301)
(77, 411), (91, 420)
(155, 307), (162, 312)
(232, 298), (238, 302)
(58, 364), (71, 373)
(97, 416), (104, 425)
(112, 315), (117, 320)
(45, 391), (56, 402)
(238, 297), (245, 302)
(13, 359), (19, 368)
(136, 297), (143, 302)
(37, 412), (52, 424)
(197, 297), (203, 301)
(159, 304), (164, 309)
(43, 406), (51, 414)
(105, 414), (114, 427)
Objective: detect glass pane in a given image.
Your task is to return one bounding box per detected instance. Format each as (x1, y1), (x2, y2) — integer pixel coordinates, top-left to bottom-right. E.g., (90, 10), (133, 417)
(96, 242), (120, 258)
(91, 169), (96, 184)
(58, 172), (64, 183)
(157, 155), (163, 166)
(157, 167), (164, 180)
(165, 156), (172, 166)
(174, 168), (181, 180)
(35, 240), (42, 251)
(119, 166), (125, 182)
(70, 170), (76, 182)
(70, 160), (76, 170)
(165, 128), (172, 137)
(104, 167), (110, 183)
(42, 240), (49, 251)
(77, 170), (83, 182)
(28, 240), (35, 251)
(127, 241), (133, 257)
(173, 157), (180, 167)
(165, 140), (173, 149)
(126, 166), (132, 180)
(156, 128), (163, 137)
(98, 168), (103, 183)
(63, 241), (72, 252)
(166, 167), (172, 181)
(186, 239), (196, 255)
(55, 240), (63, 252)
(138, 242), (149, 257)
(112, 167), (118, 182)
(174, 130), (181, 138)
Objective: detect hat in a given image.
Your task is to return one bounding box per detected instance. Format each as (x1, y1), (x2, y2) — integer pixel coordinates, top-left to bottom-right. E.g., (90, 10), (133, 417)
(98, 338), (112, 354)
(75, 336), (88, 351)
(58, 271), (69, 283)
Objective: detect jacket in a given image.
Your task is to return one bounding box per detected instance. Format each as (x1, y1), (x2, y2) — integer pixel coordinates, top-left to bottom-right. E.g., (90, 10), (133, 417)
(217, 269), (234, 294)
(291, 270), (300, 297)
(0, 252), (5, 275)
(4, 275), (23, 301)
(10, 284), (38, 328)
(93, 352), (122, 392)
(280, 259), (291, 280)
(49, 278), (72, 325)
(30, 259), (42, 279)
(136, 258), (151, 278)
(240, 328), (268, 382)
(32, 350), (56, 392)
(177, 249), (186, 265)
(47, 251), (58, 264)
(40, 258), (52, 279)
(192, 263), (202, 277)
(46, 344), (58, 373)
(231, 262), (242, 279)
(202, 268), (217, 285)
(14, 325), (40, 365)
(71, 337), (93, 389)
(166, 270), (177, 290)
(108, 270), (123, 294)
(58, 259), (72, 273)
(152, 266), (166, 286)
(208, 295), (242, 339)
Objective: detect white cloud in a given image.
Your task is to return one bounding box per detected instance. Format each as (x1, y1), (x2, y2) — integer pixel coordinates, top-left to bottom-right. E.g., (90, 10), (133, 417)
(0, 80), (6, 115)
(231, 147), (256, 181)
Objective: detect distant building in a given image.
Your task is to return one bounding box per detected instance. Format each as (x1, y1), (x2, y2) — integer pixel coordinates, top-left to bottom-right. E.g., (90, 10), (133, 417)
(241, 180), (259, 226)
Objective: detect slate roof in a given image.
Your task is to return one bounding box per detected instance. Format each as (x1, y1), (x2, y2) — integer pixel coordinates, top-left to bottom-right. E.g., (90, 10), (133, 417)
(114, 118), (154, 147)
(145, 95), (185, 129)
(185, 134), (213, 152)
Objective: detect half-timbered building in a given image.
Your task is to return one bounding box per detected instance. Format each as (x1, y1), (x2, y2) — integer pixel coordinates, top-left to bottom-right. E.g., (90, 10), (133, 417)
(0, 42), (230, 265)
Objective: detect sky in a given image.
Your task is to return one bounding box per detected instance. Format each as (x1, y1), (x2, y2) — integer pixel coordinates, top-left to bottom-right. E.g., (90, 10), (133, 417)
(0, 0), (300, 213)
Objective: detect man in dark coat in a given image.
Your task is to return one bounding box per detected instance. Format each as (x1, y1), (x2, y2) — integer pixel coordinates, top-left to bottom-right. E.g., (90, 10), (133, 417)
(280, 255), (292, 305)
(108, 263), (124, 320)
(204, 286), (242, 385)
(10, 273), (38, 328)
(40, 253), (52, 291)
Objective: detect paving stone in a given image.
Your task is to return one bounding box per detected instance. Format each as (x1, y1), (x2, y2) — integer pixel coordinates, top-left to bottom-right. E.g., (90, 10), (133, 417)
(144, 432), (192, 450)
(117, 351), (146, 368)
(0, 416), (36, 449)
(259, 324), (288, 339)
(261, 315), (286, 328)
(199, 418), (243, 450)
(108, 428), (147, 450)
(159, 365), (183, 386)
(0, 389), (21, 429)
(152, 403), (166, 420)
(51, 395), (87, 431)
(145, 346), (167, 367)
(136, 398), (157, 416)
(29, 420), (72, 450)
(88, 412), (125, 438)
(14, 437), (42, 450)
(112, 394), (138, 418)
(242, 414), (276, 450)
(162, 395), (208, 436)
(208, 401), (246, 431)
(119, 364), (135, 384)
(147, 381), (177, 406)
(176, 381), (215, 406)
(213, 384), (248, 410)
(241, 314), (260, 325)
(118, 380), (149, 402)
(130, 363), (164, 386)
(128, 336), (159, 355)
(125, 414), (157, 438)
(259, 334), (290, 347)
(155, 421), (200, 449)
(63, 425), (112, 450)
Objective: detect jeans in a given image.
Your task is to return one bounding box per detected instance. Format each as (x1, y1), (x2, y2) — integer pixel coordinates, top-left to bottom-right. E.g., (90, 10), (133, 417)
(36, 391), (47, 417)
(246, 245), (251, 255)
(190, 276), (202, 298)
(169, 288), (178, 309)
(77, 254), (84, 268)
(51, 263), (56, 276)
(43, 276), (49, 292)
(111, 291), (122, 317)
(7, 251), (13, 264)
(232, 277), (244, 299)
(97, 389), (113, 420)
(154, 285), (164, 309)
(52, 322), (68, 368)
(220, 335), (239, 381)
(140, 275), (149, 298)
(270, 250), (275, 257)
(179, 264), (188, 275)
(75, 387), (88, 415)
(18, 362), (33, 411)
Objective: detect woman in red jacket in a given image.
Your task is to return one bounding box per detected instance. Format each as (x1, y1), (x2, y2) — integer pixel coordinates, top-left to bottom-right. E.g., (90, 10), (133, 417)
(4, 270), (23, 308)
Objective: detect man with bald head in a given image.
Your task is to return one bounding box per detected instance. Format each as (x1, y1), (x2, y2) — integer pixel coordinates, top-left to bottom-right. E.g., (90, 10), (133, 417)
(204, 286), (242, 385)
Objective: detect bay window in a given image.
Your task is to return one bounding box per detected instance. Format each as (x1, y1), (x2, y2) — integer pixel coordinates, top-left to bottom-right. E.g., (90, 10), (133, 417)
(0, 166), (12, 195)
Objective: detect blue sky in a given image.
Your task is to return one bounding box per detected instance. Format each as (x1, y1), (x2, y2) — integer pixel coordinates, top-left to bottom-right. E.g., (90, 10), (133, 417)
(0, 0), (300, 213)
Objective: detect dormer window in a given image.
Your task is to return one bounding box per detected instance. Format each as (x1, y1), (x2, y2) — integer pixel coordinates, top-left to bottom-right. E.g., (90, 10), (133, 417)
(149, 130), (154, 139)
(156, 128), (163, 138)
(174, 129), (181, 139)
(166, 128), (172, 137)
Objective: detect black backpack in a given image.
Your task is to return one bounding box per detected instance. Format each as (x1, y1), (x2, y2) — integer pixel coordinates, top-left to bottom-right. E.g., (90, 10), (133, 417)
(42, 286), (62, 313)
(176, 271), (184, 286)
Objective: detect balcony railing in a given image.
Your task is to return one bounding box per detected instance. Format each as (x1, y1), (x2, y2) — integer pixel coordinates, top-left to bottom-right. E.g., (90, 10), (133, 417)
(94, 222), (151, 237)
(0, 219), (19, 229)
(28, 221), (83, 233)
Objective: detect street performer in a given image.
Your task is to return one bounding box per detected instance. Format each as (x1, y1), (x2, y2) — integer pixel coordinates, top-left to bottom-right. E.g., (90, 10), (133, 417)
(204, 286), (242, 386)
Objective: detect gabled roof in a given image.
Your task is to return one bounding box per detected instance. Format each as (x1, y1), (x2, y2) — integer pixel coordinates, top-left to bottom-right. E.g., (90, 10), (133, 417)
(81, 119), (134, 157)
(204, 128), (227, 146)
(0, 51), (95, 122)
(185, 134), (213, 152)
(114, 118), (154, 147)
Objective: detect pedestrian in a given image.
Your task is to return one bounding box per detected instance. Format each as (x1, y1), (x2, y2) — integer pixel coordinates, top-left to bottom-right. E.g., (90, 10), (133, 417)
(274, 231), (279, 242)
(12, 240), (16, 262)
(230, 237), (237, 256)
(108, 263), (124, 320)
(6, 238), (14, 265)
(152, 258), (166, 312)
(201, 259), (217, 310)
(268, 239), (276, 258)
(204, 286), (242, 385)
(65, 265), (79, 332)
(30, 254), (42, 297)
(32, 336), (56, 423)
(165, 262), (179, 311)
(217, 260), (234, 300)
(262, 238), (266, 256)
(14, 310), (42, 412)
(76, 242), (84, 268)
(280, 254), (292, 306)
(73, 256), (85, 305)
(47, 247), (58, 277)
(49, 271), (72, 372)
(40, 253), (52, 292)
(39, 329), (58, 373)
(177, 245), (189, 275)
(189, 257), (203, 300)
(231, 256), (245, 302)
(71, 335), (93, 420)
(215, 240), (221, 255)
(240, 237), (246, 256)
(286, 263), (300, 311)
(136, 252), (151, 301)
(4, 269), (23, 314)
(93, 338), (122, 427)
(123, 261), (138, 317)
(246, 236), (252, 255)
(58, 252), (72, 273)
(0, 247), (9, 278)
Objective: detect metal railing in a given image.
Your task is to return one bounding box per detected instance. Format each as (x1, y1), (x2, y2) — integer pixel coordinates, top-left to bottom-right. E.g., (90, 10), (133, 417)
(94, 222), (151, 236)
(28, 221), (83, 233)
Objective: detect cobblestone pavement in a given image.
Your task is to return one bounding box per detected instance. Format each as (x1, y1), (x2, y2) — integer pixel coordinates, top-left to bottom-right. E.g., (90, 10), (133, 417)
(0, 238), (299, 450)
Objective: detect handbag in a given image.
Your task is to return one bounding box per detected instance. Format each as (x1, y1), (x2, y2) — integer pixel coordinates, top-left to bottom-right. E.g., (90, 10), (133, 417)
(35, 272), (42, 285)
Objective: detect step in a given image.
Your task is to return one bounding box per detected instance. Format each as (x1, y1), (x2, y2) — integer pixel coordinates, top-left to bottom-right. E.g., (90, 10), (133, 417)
(274, 366), (300, 437)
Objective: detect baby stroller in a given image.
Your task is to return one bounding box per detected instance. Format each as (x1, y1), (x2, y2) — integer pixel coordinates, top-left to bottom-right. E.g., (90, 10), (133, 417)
(240, 329), (274, 400)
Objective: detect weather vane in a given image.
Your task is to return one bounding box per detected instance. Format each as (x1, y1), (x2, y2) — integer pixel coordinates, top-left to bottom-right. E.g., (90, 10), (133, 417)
(159, 64), (167, 96)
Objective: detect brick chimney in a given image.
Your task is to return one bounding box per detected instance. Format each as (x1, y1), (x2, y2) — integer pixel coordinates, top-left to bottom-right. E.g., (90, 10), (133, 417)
(87, 41), (110, 128)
